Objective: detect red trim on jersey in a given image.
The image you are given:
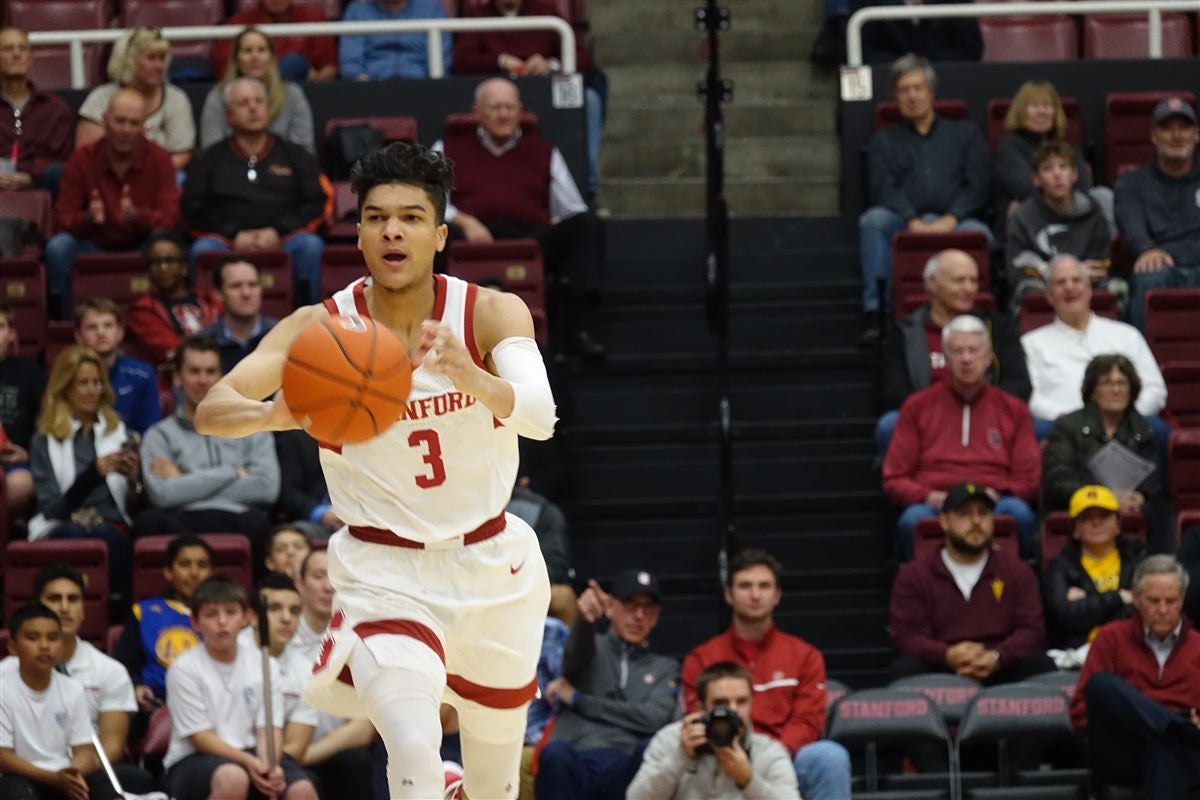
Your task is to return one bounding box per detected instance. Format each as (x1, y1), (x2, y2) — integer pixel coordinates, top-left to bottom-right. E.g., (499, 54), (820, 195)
(337, 665), (355, 686)
(354, 618), (446, 664)
(432, 274), (448, 322)
(446, 674), (538, 709)
(322, 297), (339, 315)
(347, 512), (506, 549)
(463, 282), (486, 370)
(318, 441), (342, 454)
(352, 280), (370, 317)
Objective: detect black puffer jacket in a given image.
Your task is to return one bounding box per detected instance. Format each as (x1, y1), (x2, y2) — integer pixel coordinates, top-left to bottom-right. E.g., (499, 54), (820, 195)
(1042, 403), (1162, 511)
(1042, 536), (1145, 649)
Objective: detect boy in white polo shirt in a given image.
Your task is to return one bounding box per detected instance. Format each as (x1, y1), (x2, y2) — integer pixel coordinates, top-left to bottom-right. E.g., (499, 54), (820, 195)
(164, 575), (317, 800)
(0, 604), (114, 799)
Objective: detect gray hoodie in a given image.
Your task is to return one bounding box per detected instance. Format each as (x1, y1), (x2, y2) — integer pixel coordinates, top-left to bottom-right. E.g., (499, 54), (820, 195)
(1005, 190), (1111, 282)
(141, 407), (280, 513)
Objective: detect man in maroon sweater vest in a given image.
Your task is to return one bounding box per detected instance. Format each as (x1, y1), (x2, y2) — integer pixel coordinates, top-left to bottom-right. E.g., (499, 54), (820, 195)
(1071, 555), (1200, 799)
(434, 77), (605, 358)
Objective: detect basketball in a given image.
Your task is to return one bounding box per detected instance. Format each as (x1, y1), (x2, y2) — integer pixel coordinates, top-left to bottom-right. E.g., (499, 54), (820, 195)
(281, 316), (413, 445)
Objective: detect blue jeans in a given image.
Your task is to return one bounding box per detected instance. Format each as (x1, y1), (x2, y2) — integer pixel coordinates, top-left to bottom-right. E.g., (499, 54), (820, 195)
(1129, 262), (1200, 330)
(535, 740), (648, 800)
(875, 410), (900, 458)
(191, 232), (324, 305)
(277, 52), (312, 82)
(585, 86), (604, 195)
(49, 521), (131, 603)
(794, 739), (852, 800)
(858, 208), (992, 313)
(44, 233), (104, 319)
(897, 496), (1037, 560)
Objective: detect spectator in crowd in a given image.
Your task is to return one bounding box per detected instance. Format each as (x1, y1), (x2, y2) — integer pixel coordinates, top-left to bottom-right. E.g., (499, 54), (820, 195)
(878, 248), (1028, 454)
(0, 26), (73, 195)
(264, 523), (312, 580)
(202, 28), (316, 155)
(518, 615), (571, 797)
(183, 77), (329, 306)
(628, 661), (801, 799)
(1043, 354), (1174, 554)
(126, 230), (223, 369)
(114, 534), (212, 710)
(283, 549), (331, 670)
(682, 549), (851, 800)
(454, 0), (607, 196)
(859, 55), (989, 343)
(1043, 486), (1145, 653)
(535, 570), (679, 800)
(77, 27), (196, 172)
(29, 346), (139, 602)
(883, 315), (1041, 558)
(198, 255), (278, 375)
(274, 429), (340, 537)
(890, 482), (1053, 682)
(507, 484), (577, 625)
(74, 297), (161, 435)
(1183, 523), (1200, 624)
(0, 300), (42, 516)
(340, 0), (452, 80)
(435, 77), (606, 358)
(132, 335), (280, 564)
(163, 575), (318, 800)
(858, 0), (982, 65)
(47, 89), (180, 319)
(0, 604), (113, 800)
(1006, 141), (1113, 310)
(1071, 555), (1200, 799)
(213, 1), (338, 82)
(993, 80), (1113, 232)
(1115, 96), (1200, 331)
(1021, 255), (1167, 440)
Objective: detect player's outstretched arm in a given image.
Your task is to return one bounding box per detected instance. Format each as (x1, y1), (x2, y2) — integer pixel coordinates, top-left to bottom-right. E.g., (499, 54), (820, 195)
(195, 305), (328, 439)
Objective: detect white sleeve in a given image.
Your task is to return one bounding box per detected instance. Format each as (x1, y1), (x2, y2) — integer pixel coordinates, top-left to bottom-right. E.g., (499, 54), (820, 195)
(166, 657), (215, 738)
(282, 658), (319, 728)
(99, 656), (138, 714)
(0, 685), (14, 749)
(548, 147), (588, 224)
(61, 679), (94, 748)
(431, 139), (459, 222)
(492, 336), (557, 441)
(1130, 331), (1167, 416)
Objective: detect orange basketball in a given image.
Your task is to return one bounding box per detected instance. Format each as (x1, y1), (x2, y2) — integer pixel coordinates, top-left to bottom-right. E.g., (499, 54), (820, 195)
(282, 316), (413, 444)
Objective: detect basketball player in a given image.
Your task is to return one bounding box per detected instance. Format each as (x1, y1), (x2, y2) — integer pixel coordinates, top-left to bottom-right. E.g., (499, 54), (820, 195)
(194, 142), (557, 800)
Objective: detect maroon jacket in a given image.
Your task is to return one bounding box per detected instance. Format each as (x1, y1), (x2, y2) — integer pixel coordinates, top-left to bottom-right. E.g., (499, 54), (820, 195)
(1070, 615), (1200, 731)
(453, 0), (592, 74)
(883, 381), (1041, 507)
(890, 547), (1045, 669)
(0, 83), (74, 181)
(126, 291), (222, 368)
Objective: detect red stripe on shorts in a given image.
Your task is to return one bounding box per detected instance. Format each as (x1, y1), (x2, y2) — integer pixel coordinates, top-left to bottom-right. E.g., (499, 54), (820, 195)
(446, 674), (538, 709)
(354, 618), (446, 663)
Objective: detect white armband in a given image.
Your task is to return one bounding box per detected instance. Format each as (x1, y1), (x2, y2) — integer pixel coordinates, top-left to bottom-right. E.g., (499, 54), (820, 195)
(492, 336), (558, 440)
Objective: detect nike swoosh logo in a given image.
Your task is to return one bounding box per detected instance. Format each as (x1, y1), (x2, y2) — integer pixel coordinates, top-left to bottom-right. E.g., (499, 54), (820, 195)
(510, 560), (526, 575)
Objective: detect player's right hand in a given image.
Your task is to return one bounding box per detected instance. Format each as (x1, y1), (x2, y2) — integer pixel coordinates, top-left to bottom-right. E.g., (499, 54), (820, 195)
(577, 579), (612, 623)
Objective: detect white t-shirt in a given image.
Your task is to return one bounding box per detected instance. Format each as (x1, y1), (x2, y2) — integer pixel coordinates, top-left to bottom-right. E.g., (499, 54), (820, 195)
(0, 668), (93, 771)
(61, 640), (137, 727)
(941, 549), (989, 601)
(163, 643), (283, 771)
(283, 614), (324, 667)
(282, 615), (346, 740)
(280, 651), (320, 729)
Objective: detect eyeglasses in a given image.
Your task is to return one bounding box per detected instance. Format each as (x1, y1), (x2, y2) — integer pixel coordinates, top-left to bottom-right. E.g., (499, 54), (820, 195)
(147, 256), (184, 267)
(1097, 378), (1130, 389)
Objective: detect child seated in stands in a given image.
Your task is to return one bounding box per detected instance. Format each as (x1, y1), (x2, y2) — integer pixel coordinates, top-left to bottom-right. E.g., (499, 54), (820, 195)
(264, 524), (313, 582)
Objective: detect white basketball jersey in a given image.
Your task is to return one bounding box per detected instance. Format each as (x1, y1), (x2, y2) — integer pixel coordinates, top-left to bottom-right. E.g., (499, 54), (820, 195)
(318, 274), (518, 542)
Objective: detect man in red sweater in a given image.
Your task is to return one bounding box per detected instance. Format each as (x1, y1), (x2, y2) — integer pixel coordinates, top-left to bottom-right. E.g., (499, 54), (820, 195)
(681, 549), (851, 800)
(883, 314), (1040, 559)
(1071, 555), (1200, 799)
(211, 1), (337, 81)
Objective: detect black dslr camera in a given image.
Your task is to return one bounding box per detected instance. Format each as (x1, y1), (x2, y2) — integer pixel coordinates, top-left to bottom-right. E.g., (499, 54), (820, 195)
(698, 704), (743, 752)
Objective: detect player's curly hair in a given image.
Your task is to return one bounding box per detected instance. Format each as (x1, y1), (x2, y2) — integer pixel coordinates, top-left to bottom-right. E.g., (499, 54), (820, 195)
(350, 142), (455, 224)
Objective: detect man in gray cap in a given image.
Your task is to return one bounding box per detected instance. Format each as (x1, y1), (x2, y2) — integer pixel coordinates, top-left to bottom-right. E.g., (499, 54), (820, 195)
(1115, 96), (1200, 329)
(534, 569), (679, 800)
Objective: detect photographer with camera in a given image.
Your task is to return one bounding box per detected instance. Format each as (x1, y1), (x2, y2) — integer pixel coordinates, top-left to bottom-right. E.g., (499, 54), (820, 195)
(628, 661), (799, 799)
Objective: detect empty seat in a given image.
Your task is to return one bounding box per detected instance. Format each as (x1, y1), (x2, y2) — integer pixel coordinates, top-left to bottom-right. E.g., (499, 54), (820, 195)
(981, 16), (1079, 63)
(447, 240), (548, 345)
(1084, 13), (1194, 60)
(132, 534), (252, 601)
(986, 97), (1083, 152)
(194, 249), (294, 320)
(321, 243), (367, 299)
(1026, 669), (1079, 700)
(1169, 429), (1200, 512)
(72, 252), (149, 314)
(1143, 289), (1200, 366)
(1017, 289), (1117, 334)
(1041, 510), (1146, 570)
(890, 231), (990, 318)
(10, 1), (111, 89)
(1105, 90), (1198, 184)
(325, 181), (360, 241)
(0, 189), (54, 239)
(1162, 362), (1200, 429)
(122, 0), (224, 65)
(0, 257), (46, 359)
(4, 540), (109, 644)
(914, 516), (1020, 561)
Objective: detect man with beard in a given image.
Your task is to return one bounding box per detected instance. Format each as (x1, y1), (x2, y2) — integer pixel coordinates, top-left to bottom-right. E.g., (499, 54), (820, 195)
(681, 550), (851, 800)
(889, 482), (1054, 683)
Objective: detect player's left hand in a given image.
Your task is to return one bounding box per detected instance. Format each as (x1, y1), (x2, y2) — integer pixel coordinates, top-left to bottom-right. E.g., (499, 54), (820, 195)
(413, 321), (484, 395)
(545, 677), (577, 707)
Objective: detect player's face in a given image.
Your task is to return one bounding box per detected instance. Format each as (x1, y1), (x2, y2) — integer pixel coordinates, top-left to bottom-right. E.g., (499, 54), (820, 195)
(298, 552), (334, 616)
(66, 361), (105, 419)
(195, 601), (249, 653)
(39, 578), (85, 639)
(165, 546), (213, 599)
(9, 617), (62, 672)
(940, 500), (994, 556)
(724, 564), (780, 626)
(75, 311), (123, 358)
(176, 349), (223, 407)
(357, 183), (448, 292)
(267, 531), (311, 580)
(609, 591), (661, 646)
(261, 587), (301, 652)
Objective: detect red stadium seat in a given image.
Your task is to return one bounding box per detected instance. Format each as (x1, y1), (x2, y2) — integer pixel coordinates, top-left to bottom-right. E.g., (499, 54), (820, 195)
(325, 180), (360, 241)
(1041, 511), (1146, 570)
(4, 540), (109, 644)
(9, 1), (111, 89)
(325, 115), (419, 146)
(1017, 289), (1117, 334)
(1181, 509), (1200, 546)
(1083, 14), (1194, 60)
(0, 257), (46, 359)
(72, 252), (149, 315)
(43, 321), (75, 372)
(0, 189), (54, 240)
(897, 290), (996, 318)
(194, 249), (294, 320)
(913, 515), (1019, 560)
(980, 16), (1079, 63)
(447, 239), (548, 345)
(890, 231), (990, 319)
(1162, 363), (1200, 429)
(1104, 90), (1197, 184)
(444, 112), (540, 138)
(132, 534), (253, 601)
(986, 97), (1083, 153)
(1169, 429), (1200, 512)
(236, 0), (342, 17)
(141, 705), (172, 758)
(0, 485), (8, 553)
(123, 0), (224, 63)
(321, 243), (367, 299)
(1143, 289), (1200, 366)
(873, 100), (968, 131)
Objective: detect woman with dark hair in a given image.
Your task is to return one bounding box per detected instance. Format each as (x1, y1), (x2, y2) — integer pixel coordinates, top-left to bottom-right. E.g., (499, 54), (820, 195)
(1043, 353), (1174, 552)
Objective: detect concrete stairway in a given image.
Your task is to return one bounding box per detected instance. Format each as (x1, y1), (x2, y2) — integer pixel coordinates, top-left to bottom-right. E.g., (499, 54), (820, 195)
(589, 0), (838, 217)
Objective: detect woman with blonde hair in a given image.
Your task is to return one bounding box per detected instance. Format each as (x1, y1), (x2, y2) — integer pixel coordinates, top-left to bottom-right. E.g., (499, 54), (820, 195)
(76, 27), (196, 170)
(29, 346), (140, 602)
(199, 26), (315, 153)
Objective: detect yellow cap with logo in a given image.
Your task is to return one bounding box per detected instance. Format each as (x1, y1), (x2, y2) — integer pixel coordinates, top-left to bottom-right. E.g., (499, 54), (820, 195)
(1069, 485), (1120, 518)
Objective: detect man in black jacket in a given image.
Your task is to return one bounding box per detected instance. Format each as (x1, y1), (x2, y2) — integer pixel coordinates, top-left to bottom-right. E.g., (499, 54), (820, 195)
(273, 428), (340, 536)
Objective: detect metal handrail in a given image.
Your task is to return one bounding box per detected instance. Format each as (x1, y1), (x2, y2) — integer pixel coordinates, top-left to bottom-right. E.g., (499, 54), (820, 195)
(846, 0), (1200, 67)
(26, 16), (577, 88)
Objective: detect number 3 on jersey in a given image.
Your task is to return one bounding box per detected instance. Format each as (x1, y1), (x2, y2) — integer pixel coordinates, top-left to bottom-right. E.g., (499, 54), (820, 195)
(408, 430), (447, 488)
